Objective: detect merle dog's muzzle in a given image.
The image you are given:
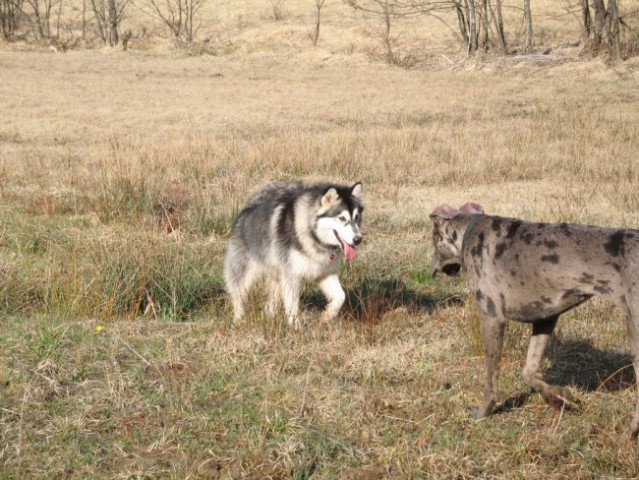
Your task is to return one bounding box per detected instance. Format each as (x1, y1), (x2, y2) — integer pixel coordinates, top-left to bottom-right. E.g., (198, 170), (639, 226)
(441, 263), (461, 276)
(431, 255), (462, 277)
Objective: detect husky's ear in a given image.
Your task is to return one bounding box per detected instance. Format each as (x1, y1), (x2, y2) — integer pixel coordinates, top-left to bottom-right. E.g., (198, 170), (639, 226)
(460, 202), (484, 215)
(350, 182), (363, 198)
(321, 187), (340, 208)
(429, 204), (460, 224)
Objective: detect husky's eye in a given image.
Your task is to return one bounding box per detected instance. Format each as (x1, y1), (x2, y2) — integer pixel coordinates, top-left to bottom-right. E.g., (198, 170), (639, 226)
(338, 215), (347, 222)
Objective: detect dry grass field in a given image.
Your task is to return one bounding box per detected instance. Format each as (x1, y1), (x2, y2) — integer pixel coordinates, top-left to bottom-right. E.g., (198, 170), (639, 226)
(2, 0), (639, 478)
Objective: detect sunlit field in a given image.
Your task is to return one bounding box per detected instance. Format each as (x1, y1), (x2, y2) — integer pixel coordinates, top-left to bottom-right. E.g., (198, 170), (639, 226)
(2, 1), (639, 478)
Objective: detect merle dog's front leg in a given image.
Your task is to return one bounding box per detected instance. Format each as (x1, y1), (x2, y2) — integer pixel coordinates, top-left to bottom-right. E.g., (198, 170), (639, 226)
(474, 315), (506, 418)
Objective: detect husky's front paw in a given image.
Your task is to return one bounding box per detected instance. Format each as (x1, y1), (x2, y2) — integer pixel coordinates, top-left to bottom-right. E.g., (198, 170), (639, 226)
(232, 313), (246, 326)
(319, 311), (338, 324)
(287, 315), (302, 330)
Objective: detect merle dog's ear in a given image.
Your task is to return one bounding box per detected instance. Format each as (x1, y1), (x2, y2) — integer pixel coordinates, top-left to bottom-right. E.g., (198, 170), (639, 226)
(351, 182), (363, 198)
(430, 204), (460, 222)
(460, 202), (484, 214)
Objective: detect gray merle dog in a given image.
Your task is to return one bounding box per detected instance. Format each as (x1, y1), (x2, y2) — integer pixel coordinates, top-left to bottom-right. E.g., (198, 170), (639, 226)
(225, 181), (363, 329)
(430, 202), (639, 440)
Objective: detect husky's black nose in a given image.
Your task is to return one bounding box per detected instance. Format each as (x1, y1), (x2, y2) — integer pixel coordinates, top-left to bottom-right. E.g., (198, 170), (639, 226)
(353, 235), (362, 245)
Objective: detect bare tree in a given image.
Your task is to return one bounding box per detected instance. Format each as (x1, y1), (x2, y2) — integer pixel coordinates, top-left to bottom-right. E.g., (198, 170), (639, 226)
(589, 0), (624, 56)
(454, 0), (478, 52)
(493, 0), (506, 52)
(23, 0), (60, 39)
(90, 0), (130, 45)
(0, 0), (23, 39)
(606, 0), (620, 56)
(344, 0), (394, 58)
(269, 0), (285, 21)
(143, 0), (206, 44)
(480, 0), (488, 49)
(592, 0), (606, 47)
(310, 0), (326, 46)
(345, 0), (426, 60)
(523, 0), (532, 51)
(581, 0), (591, 40)
(446, 0), (508, 53)
(451, 0), (508, 53)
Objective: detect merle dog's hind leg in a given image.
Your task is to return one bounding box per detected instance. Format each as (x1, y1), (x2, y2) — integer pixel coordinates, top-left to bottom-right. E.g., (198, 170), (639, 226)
(623, 304), (639, 441)
(522, 315), (573, 407)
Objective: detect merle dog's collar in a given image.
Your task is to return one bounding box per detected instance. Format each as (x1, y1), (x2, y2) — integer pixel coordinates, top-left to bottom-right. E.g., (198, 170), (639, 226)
(461, 214), (484, 256)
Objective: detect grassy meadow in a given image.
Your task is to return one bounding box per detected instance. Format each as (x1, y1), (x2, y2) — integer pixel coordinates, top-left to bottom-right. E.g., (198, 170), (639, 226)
(3, 0), (639, 478)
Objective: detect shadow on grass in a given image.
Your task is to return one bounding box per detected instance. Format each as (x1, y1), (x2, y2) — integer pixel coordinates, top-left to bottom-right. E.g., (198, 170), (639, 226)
(489, 338), (636, 416)
(546, 337), (636, 393)
(302, 277), (464, 323)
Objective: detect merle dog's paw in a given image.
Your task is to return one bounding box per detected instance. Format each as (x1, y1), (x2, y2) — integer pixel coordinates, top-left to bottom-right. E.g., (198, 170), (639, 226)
(469, 407), (483, 419)
(470, 400), (497, 419)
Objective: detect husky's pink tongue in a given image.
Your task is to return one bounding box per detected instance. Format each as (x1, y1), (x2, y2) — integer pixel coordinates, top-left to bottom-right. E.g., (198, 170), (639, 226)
(342, 242), (357, 261)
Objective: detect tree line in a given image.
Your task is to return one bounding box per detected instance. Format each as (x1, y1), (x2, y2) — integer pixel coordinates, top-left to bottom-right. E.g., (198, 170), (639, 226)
(0, 0), (204, 47)
(0, 0), (636, 58)
(345, 0), (637, 58)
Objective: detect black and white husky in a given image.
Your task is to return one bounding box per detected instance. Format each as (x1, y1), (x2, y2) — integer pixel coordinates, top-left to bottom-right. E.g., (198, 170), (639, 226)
(224, 181), (364, 328)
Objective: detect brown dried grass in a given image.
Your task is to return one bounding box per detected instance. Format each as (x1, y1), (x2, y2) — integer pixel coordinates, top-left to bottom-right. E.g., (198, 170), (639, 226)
(3, 2), (639, 477)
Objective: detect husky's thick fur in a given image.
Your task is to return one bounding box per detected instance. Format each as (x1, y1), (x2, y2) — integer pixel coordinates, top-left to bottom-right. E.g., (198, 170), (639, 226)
(225, 181), (363, 328)
(430, 202), (639, 441)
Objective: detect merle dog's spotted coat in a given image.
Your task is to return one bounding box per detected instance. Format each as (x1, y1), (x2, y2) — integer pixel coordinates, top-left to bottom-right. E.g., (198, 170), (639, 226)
(430, 202), (639, 441)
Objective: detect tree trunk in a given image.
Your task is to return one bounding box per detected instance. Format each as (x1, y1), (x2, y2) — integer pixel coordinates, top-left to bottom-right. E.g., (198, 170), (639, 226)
(467, 0), (478, 53)
(108, 0), (118, 44)
(186, 0), (193, 43)
(454, 1), (468, 47)
(90, 0), (106, 44)
(0, 0), (23, 40)
(31, 0), (45, 40)
(592, 0), (605, 47)
(43, 0), (51, 38)
(312, 0), (323, 46)
(382, 7), (392, 59)
(523, 0), (532, 52)
(55, 0), (62, 38)
(82, 0), (86, 39)
(494, 0), (507, 53)
(581, 0), (591, 40)
(176, 0), (183, 40)
(607, 0), (620, 57)
(480, 0), (488, 50)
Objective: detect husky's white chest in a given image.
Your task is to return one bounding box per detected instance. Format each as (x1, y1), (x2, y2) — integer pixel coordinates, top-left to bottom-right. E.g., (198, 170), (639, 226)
(287, 250), (338, 280)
